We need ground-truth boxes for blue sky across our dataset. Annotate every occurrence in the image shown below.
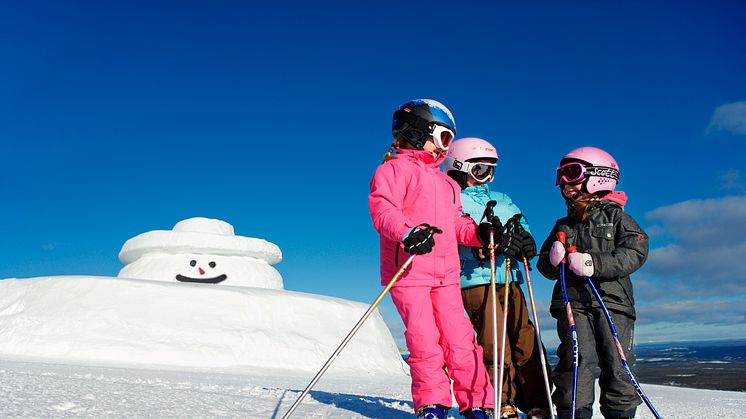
[1,1,745,346]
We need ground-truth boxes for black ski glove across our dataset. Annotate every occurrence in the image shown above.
[499,217,523,260]
[402,224,443,255]
[514,222,537,259]
[476,216,503,246]
[474,216,504,263]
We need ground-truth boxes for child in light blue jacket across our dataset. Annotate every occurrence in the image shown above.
[444,138,551,419]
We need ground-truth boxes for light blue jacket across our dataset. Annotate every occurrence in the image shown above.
[458,185,531,288]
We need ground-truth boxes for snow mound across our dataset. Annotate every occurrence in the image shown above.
[0,276,407,377]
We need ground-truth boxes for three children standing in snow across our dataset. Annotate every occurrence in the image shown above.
[369,99,648,419]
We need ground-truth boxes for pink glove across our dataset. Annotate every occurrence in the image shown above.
[549,241,566,267]
[568,252,594,277]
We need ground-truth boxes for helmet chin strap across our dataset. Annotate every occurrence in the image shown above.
[407,133,427,150]
[393,109,436,150]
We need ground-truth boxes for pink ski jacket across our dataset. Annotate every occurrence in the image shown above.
[369,148,481,287]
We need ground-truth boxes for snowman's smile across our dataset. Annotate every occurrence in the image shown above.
[176,259,227,284]
[175,274,228,284]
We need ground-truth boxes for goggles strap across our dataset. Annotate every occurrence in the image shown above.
[393,110,432,133]
[585,166,619,181]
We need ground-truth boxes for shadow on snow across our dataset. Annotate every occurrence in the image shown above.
[274,389,416,418]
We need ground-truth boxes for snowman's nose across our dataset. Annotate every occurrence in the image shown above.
[198,267,205,275]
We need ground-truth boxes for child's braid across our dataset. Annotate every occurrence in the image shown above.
[382,140,400,163]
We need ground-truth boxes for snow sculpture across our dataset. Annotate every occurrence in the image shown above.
[118,217,283,289]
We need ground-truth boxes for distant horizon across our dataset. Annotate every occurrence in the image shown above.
[395,336,746,356]
[634,337,746,346]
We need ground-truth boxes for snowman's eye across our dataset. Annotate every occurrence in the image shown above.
[190,260,197,267]
[209,261,216,268]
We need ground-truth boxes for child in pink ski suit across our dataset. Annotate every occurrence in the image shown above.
[369,99,495,419]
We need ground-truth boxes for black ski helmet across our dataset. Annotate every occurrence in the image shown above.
[392,99,457,150]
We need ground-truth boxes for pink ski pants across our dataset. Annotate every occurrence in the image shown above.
[390,283,495,411]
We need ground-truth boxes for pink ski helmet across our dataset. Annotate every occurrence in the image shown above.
[443,137,499,183]
[556,146,620,193]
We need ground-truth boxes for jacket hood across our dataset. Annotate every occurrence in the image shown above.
[463,184,491,196]
[394,147,446,167]
[603,191,628,207]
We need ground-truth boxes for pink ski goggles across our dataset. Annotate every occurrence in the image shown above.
[555,162,619,186]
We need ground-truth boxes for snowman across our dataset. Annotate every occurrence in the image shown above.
[118,217,283,289]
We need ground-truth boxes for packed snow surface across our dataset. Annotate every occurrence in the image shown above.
[1,357,744,418]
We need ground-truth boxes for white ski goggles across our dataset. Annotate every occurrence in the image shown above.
[430,124,455,151]
[466,161,496,182]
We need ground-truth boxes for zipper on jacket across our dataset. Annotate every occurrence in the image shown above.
[394,243,399,266]
[449,183,456,204]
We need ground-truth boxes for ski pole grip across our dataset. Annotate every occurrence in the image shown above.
[557,231,568,263]
[561,245,577,264]
[556,231,566,245]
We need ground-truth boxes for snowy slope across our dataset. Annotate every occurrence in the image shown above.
[0,276,407,376]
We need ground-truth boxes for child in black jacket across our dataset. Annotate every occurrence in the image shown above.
[537,146,649,419]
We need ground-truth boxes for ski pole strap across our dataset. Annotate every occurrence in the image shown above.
[417,223,443,235]
[403,223,443,242]
[481,200,497,223]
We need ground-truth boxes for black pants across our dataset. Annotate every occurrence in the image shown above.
[552,307,640,419]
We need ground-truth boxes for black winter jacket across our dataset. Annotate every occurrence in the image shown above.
[537,200,648,319]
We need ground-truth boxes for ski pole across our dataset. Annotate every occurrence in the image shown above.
[495,215,523,411]
[521,256,555,419]
[496,255,511,412]
[509,213,554,418]
[282,253,417,419]
[557,231,578,419]
[481,200,500,416]
[488,230,499,417]
[584,277,662,419]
